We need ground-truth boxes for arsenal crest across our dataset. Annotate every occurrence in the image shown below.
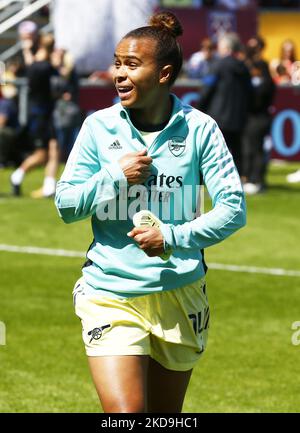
[168,136,186,157]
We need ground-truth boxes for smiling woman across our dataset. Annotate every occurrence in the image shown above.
[55,10,246,413]
[113,12,183,123]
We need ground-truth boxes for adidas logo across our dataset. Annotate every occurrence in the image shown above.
[109,140,122,149]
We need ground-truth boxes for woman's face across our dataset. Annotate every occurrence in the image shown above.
[282,41,294,59]
[113,36,165,109]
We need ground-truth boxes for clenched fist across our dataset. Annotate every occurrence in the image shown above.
[127,226,165,257]
[119,148,152,185]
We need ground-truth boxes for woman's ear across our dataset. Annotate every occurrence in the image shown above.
[159,65,173,84]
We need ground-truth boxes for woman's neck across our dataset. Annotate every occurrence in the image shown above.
[129,94,173,129]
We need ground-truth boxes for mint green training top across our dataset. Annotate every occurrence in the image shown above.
[55,94,246,298]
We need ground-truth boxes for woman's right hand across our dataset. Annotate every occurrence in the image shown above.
[119,148,152,185]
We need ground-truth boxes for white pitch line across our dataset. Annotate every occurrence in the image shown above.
[0,244,85,258]
[208,263,300,277]
[0,244,299,278]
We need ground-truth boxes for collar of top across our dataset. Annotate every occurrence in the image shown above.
[119,94,185,131]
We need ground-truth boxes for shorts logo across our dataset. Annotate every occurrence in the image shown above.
[168,136,186,157]
[88,324,111,343]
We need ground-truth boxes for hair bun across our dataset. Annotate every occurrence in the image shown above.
[149,11,183,38]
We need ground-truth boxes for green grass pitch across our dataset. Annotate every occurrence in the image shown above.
[0,161,299,412]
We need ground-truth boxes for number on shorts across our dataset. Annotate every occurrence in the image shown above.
[189,307,210,335]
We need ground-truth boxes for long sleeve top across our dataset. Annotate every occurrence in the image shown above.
[55,94,246,298]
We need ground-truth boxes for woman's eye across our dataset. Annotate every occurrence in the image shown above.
[129,63,137,68]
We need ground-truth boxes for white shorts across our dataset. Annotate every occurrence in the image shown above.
[73,277,210,371]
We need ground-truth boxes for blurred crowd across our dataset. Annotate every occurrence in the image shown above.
[185,36,300,86]
[183,33,300,192]
[0,20,82,198]
[1,17,300,197]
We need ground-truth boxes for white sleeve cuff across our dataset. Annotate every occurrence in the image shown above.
[160,223,175,250]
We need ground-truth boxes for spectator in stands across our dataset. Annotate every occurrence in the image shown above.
[185,37,217,81]
[274,63,291,85]
[51,48,81,161]
[0,66,19,167]
[242,60,275,194]
[18,20,39,47]
[198,32,252,174]
[51,48,79,101]
[16,20,40,76]
[270,39,297,83]
[29,46,82,195]
[244,35,273,88]
[52,89,82,162]
[244,35,266,64]
[10,34,58,197]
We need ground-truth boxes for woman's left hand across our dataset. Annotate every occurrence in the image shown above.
[127,227,165,257]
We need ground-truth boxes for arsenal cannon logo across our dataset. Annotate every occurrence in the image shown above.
[168,136,186,157]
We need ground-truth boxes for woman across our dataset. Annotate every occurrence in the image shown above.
[10,34,58,197]
[185,37,217,80]
[270,39,297,83]
[55,11,246,413]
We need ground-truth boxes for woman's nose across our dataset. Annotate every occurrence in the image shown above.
[115,65,127,80]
